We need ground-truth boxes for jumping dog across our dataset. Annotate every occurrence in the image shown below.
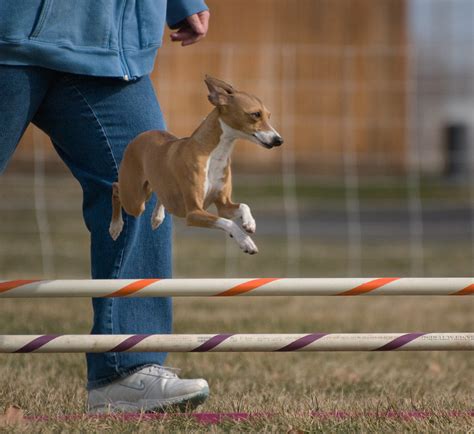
[109,75,283,254]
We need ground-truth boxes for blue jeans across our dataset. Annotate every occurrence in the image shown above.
[0,65,173,389]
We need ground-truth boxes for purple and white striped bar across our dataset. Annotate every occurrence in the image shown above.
[1,333,472,353]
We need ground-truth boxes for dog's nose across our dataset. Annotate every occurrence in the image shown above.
[272,136,284,147]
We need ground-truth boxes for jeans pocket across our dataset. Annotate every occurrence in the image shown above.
[29,0,115,49]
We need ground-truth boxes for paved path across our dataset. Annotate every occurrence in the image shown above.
[175,206,473,240]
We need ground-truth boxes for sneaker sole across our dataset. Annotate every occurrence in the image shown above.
[89,386,209,414]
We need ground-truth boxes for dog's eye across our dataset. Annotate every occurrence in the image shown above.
[250,111,262,119]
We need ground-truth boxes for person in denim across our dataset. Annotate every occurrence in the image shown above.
[0,1,210,413]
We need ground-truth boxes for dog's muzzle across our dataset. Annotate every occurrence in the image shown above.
[253,131,284,149]
[271,136,284,147]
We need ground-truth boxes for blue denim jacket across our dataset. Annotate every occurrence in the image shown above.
[0,0,207,79]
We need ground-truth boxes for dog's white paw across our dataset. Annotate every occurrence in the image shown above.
[239,204,256,234]
[151,217,164,230]
[109,220,123,241]
[151,204,165,231]
[242,217,256,234]
[237,234,258,255]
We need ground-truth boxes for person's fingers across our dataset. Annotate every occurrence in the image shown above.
[169,10,210,46]
[181,33,203,46]
[198,10,210,34]
[170,28,203,46]
[186,14,206,36]
[170,27,194,42]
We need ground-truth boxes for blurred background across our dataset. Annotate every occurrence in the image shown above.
[1,0,473,279]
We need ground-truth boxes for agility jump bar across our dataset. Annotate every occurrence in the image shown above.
[1,333,472,353]
[0,278,472,298]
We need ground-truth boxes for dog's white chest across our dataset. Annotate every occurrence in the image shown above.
[204,121,236,198]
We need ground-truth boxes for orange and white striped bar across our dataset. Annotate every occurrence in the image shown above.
[0,333,472,353]
[0,278,472,298]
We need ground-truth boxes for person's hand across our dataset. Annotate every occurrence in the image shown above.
[170,10,210,46]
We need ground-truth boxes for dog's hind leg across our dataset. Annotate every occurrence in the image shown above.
[151,199,165,230]
[109,182,124,240]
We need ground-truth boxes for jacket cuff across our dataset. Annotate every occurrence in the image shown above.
[167,0,209,29]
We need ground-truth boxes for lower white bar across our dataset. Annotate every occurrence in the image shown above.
[0,333,472,353]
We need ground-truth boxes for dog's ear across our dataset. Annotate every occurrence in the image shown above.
[204,75,234,106]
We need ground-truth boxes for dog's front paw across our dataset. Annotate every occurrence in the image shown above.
[242,218,256,234]
[239,204,256,234]
[238,235,258,255]
[109,220,124,241]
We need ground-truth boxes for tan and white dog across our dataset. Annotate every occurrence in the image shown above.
[109,75,283,254]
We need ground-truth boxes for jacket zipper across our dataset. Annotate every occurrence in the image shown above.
[118,0,131,81]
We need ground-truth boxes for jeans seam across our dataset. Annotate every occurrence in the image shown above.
[66,80,127,278]
[66,81,119,176]
[66,79,127,375]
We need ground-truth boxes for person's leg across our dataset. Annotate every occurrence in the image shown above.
[0,65,55,173]
[32,74,173,388]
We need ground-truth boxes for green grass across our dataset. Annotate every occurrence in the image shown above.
[0,173,473,431]
[232,175,472,203]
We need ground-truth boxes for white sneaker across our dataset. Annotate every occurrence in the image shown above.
[87,365,209,414]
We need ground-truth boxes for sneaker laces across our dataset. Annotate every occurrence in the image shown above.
[145,365,181,378]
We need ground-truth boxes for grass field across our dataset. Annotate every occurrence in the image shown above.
[0,173,473,431]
